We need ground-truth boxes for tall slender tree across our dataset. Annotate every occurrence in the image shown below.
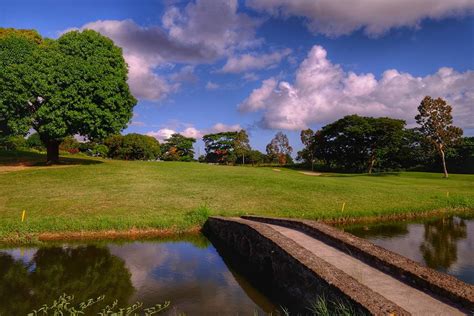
[266,132,293,165]
[415,96,462,178]
[234,129,251,164]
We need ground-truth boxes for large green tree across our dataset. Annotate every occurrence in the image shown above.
[415,96,463,178]
[202,131,239,164]
[314,115,406,173]
[105,133,160,160]
[162,133,196,161]
[0,28,136,164]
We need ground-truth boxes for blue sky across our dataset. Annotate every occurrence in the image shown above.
[2,0,473,154]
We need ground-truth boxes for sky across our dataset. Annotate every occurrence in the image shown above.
[1,0,474,154]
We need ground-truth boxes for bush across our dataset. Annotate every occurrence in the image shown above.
[25,133,45,151]
[59,136,80,154]
[0,135,26,150]
[105,133,160,160]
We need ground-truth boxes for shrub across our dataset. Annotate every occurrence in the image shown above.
[59,136,80,154]
[26,133,45,151]
[0,135,26,150]
[105,134,160,160]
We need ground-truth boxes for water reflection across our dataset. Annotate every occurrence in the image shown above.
[0,235,278,315]
[421,217,467,271]
[342,214,474,284]
[0,246,133,315]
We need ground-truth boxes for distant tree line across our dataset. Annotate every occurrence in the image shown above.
[297,97,471,176]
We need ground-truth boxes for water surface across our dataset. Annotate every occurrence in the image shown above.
[0,235,279,315]
[341,213,474,284]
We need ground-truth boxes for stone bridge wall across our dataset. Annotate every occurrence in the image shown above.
[204,216,409,315]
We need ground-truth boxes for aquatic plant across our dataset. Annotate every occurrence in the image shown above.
[28,293,170,316]
[308,294,366,316]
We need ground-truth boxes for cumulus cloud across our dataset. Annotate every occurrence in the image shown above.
[72,0,261,100]
[206,81,220,90]
[246,0,474,36]
[240,45,474,130]
[146,128,177,142]
[163,0,262,56]
[147,122,242,142]
[221,48,292,73]
[210,123,242,133]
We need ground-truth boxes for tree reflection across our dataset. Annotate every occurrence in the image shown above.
[0,245,134,315]
[420,216,467,270]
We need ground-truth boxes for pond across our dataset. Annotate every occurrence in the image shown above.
[0,235,285,315]
[340,213,474,285]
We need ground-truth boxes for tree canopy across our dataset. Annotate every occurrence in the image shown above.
[312,115,406,173]
[105,133,160,161]
[162,133,196,161]
[202,131,239,164]
[0,28,136,163]
[266,132,293,165]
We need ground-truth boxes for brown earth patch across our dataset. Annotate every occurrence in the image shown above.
[299,171,322,176]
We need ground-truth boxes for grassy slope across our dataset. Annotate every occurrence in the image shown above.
[1,150,473,241]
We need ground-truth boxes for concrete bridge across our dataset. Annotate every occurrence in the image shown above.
[204,216,474,315]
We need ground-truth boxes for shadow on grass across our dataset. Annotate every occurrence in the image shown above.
[0,150,103,167]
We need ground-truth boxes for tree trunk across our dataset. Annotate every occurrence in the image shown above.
[368,155,376,174]
[46,140,60,165]
[440,148,448,178]
[242,153,245,165]
[311,153,314,171]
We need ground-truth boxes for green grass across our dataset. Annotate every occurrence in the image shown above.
[1,150,473,242]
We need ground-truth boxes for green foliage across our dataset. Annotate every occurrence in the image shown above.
[416,96,463,177]
[445,137,474,174]
[308,294,366,316]
[26,133,45,151]
[59,136,80,154]
[202,131,239,164]
[234,130,251,164]
[0,135,26,150]
[297,129,316,169]
[0,28,137,163]
[0,246,134,315]
[161,133,196,161]
[247,150,265,165]
[185,205,211,226]
[266,132,293,165]
[27,293,170,316]
[106,134,160,160]
[313,115,406,173]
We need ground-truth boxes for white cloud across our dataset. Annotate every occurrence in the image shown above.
[206,81,220,90]
[246,0,474,36]
[147,122,242,142]
[163,0,262,56]
[221,48,291,73]
[146,128,176,142]
[71,0,261,101]
[243,72,260,81]
[210,123,242,133]
[240,45,474,130]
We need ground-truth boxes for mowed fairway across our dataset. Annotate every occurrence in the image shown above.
[1,151,473,241]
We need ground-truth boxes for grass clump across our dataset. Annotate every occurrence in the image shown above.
[184,204,212,226]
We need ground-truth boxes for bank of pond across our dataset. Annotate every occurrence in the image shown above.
[0,213,472,315]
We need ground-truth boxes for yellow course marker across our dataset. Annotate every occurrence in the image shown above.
[447,192,449,198]
[341,202,346,212]
[21,210,26,222]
